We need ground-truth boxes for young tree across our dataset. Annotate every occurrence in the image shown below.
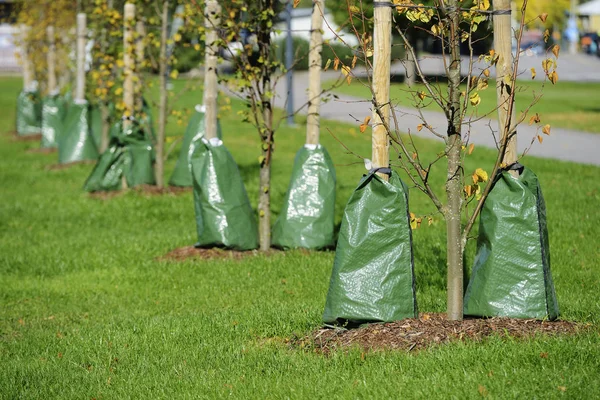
[339,0,555,320]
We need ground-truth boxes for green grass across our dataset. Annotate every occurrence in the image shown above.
[327,77,600,134]
[1,75,599,399]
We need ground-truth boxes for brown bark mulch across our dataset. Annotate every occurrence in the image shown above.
[11,132,42,142]
[46,160,95,171]
[134,184,192,196]
[158,246,286,262]
[296,313,586,354]
[26,147,56,154]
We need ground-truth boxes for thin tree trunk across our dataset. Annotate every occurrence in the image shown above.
[493,0,518,176]
[156,0,169,189]
[305,0,323,146]
[404,34,416,87]
[75,14,86,102]
[122,3,135,189]
[203,0,220,140]
[372,0,392,181]
[135,20,146,113]
[258,0,274,252]
[46,26,57,93]
[20,24,33,90]
[445,1,464,321]
[100,104,110,152]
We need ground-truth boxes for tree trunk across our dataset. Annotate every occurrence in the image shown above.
[493,0,518,176]
[156,0,169,189]
[75,14,86,102]
[445,1,464,321]
[123,3,135,123]
[46,26,57,93]
[100,104,110,153]
[404,34,416,87]
[20,25,33,90]
[305,0,324,145]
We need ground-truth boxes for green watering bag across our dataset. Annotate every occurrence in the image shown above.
[58,101,99,164]
[84,118,155,192]
[323,169,417,325]
[191,138,258,251]
[16,89,42,136]
[463,164,559,320]
[169,106,222,187]
[40,93,67,148]
[272,145,336,250]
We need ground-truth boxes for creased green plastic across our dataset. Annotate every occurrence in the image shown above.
[272,145,336,249]
[16,90,42,136]
[191,139,258,250]
[323,171,417,324]
[90,105,104,149]
[84,119,155,192]
[169,108,223,187]
[463,166,559,320]
[58,102,99,164]
[40,94,67,148]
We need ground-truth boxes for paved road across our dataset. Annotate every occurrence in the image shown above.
[273,55,600,166]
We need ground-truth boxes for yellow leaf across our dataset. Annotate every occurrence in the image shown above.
[549,70,558,85]
[542,124,551,135]
[341,65,351,76]
[552,45,560,58]
[468,143,475,155]
[539,13,548,23]
[115,87,123,96]
[349,5,360,13]
[293,0,301,8]
[359,124,367,133]
[417,124,424,132]
[194,44,200,51]
[173,33,182,42]
[324,59,331,71]
[476,79,488,91]
[417,91,426,100]
[412,152,418,160]
[170,69,179,79]
[530,68,536,79]
[333,58,340,71]
[363,116,371,125]
[473,168,488,183]
[469,92,481,107]
[537,134,543,143]
[529,113,541,125]
[464,185,473,197]
[483,68,490,77]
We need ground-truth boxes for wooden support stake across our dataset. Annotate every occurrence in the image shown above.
[135,20,146,112]
[75,13,87,102]
[20,24,33,91]
[46,26,57,94]
[203,0,221,140]
[305,0,324,146]
[123,3,135,123]
[493,0,517,174]
[372,0,392,181]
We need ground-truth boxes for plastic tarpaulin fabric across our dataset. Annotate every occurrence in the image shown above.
[463,164,559,320]
[40,94,67,148]
[191,138,258,251]
[272,145,336,249]
[169,107,223,187]
[90,105,104,150]
[16,90,42,136]
[323,170,417,325]
[84,119,155,192]
[58,102,99,164]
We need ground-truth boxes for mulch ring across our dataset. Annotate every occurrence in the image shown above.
[299,313,587,354]
[158,246,285,262]
[11,132,42,142]
[46,160,95,171]
[26,147,56,154]
[134,184,192,196]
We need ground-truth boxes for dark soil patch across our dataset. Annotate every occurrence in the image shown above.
[158,246,284,261]
[299,313,585,353]
[26,147,56,154]
[88,190,127,200]
[46,161,95,171]
[12,133,42,142]
[135,184,192,196]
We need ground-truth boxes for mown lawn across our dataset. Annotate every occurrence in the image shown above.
[1,75,599,399]
[327,77,600,134]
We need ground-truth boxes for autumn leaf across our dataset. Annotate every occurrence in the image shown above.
[542,124,551,135]
[549,70,558,84]
[464,185,473,197]
[529,113,541,125]
[468,143,475,155]
[417,124,424,132]
[539,13,548,23]
[359,123,368,133]
[473,168,488,183]
[483,68,490,77]
[530,67,536,79]
[412,152,418,160]
[537,134,543,143]
[469,92,481,107]
[324,59,331,71]
[552,44,560,58]
[293,0,300,8]
[417,91,427,100]
[333,58,340,71]
[170,69,179,79]
[341,65,351,76]
[349,5,360,13]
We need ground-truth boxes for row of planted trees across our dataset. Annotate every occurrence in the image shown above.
[12,0,560,323]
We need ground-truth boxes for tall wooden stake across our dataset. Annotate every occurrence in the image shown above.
[20,24,33,91]
[493,0,517,174]
[203,0,221,141]
[306,0,324,146]
[372,0,392,181]
[75,13,87,102]
[123,3,135,124]
[46,26,57,94]
[135,20,146,113]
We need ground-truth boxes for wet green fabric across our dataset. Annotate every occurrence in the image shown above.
[323,170,417,324]
[58,102,99,164]
[463,165,559,320]
[169,108,223,187]
[90,105,104,150]
[191,139,258,250]
[16,90,42,136]
[141,99,156,142]
[84,119,155,192]
[272,145,336,249]
[40,94,67,148]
